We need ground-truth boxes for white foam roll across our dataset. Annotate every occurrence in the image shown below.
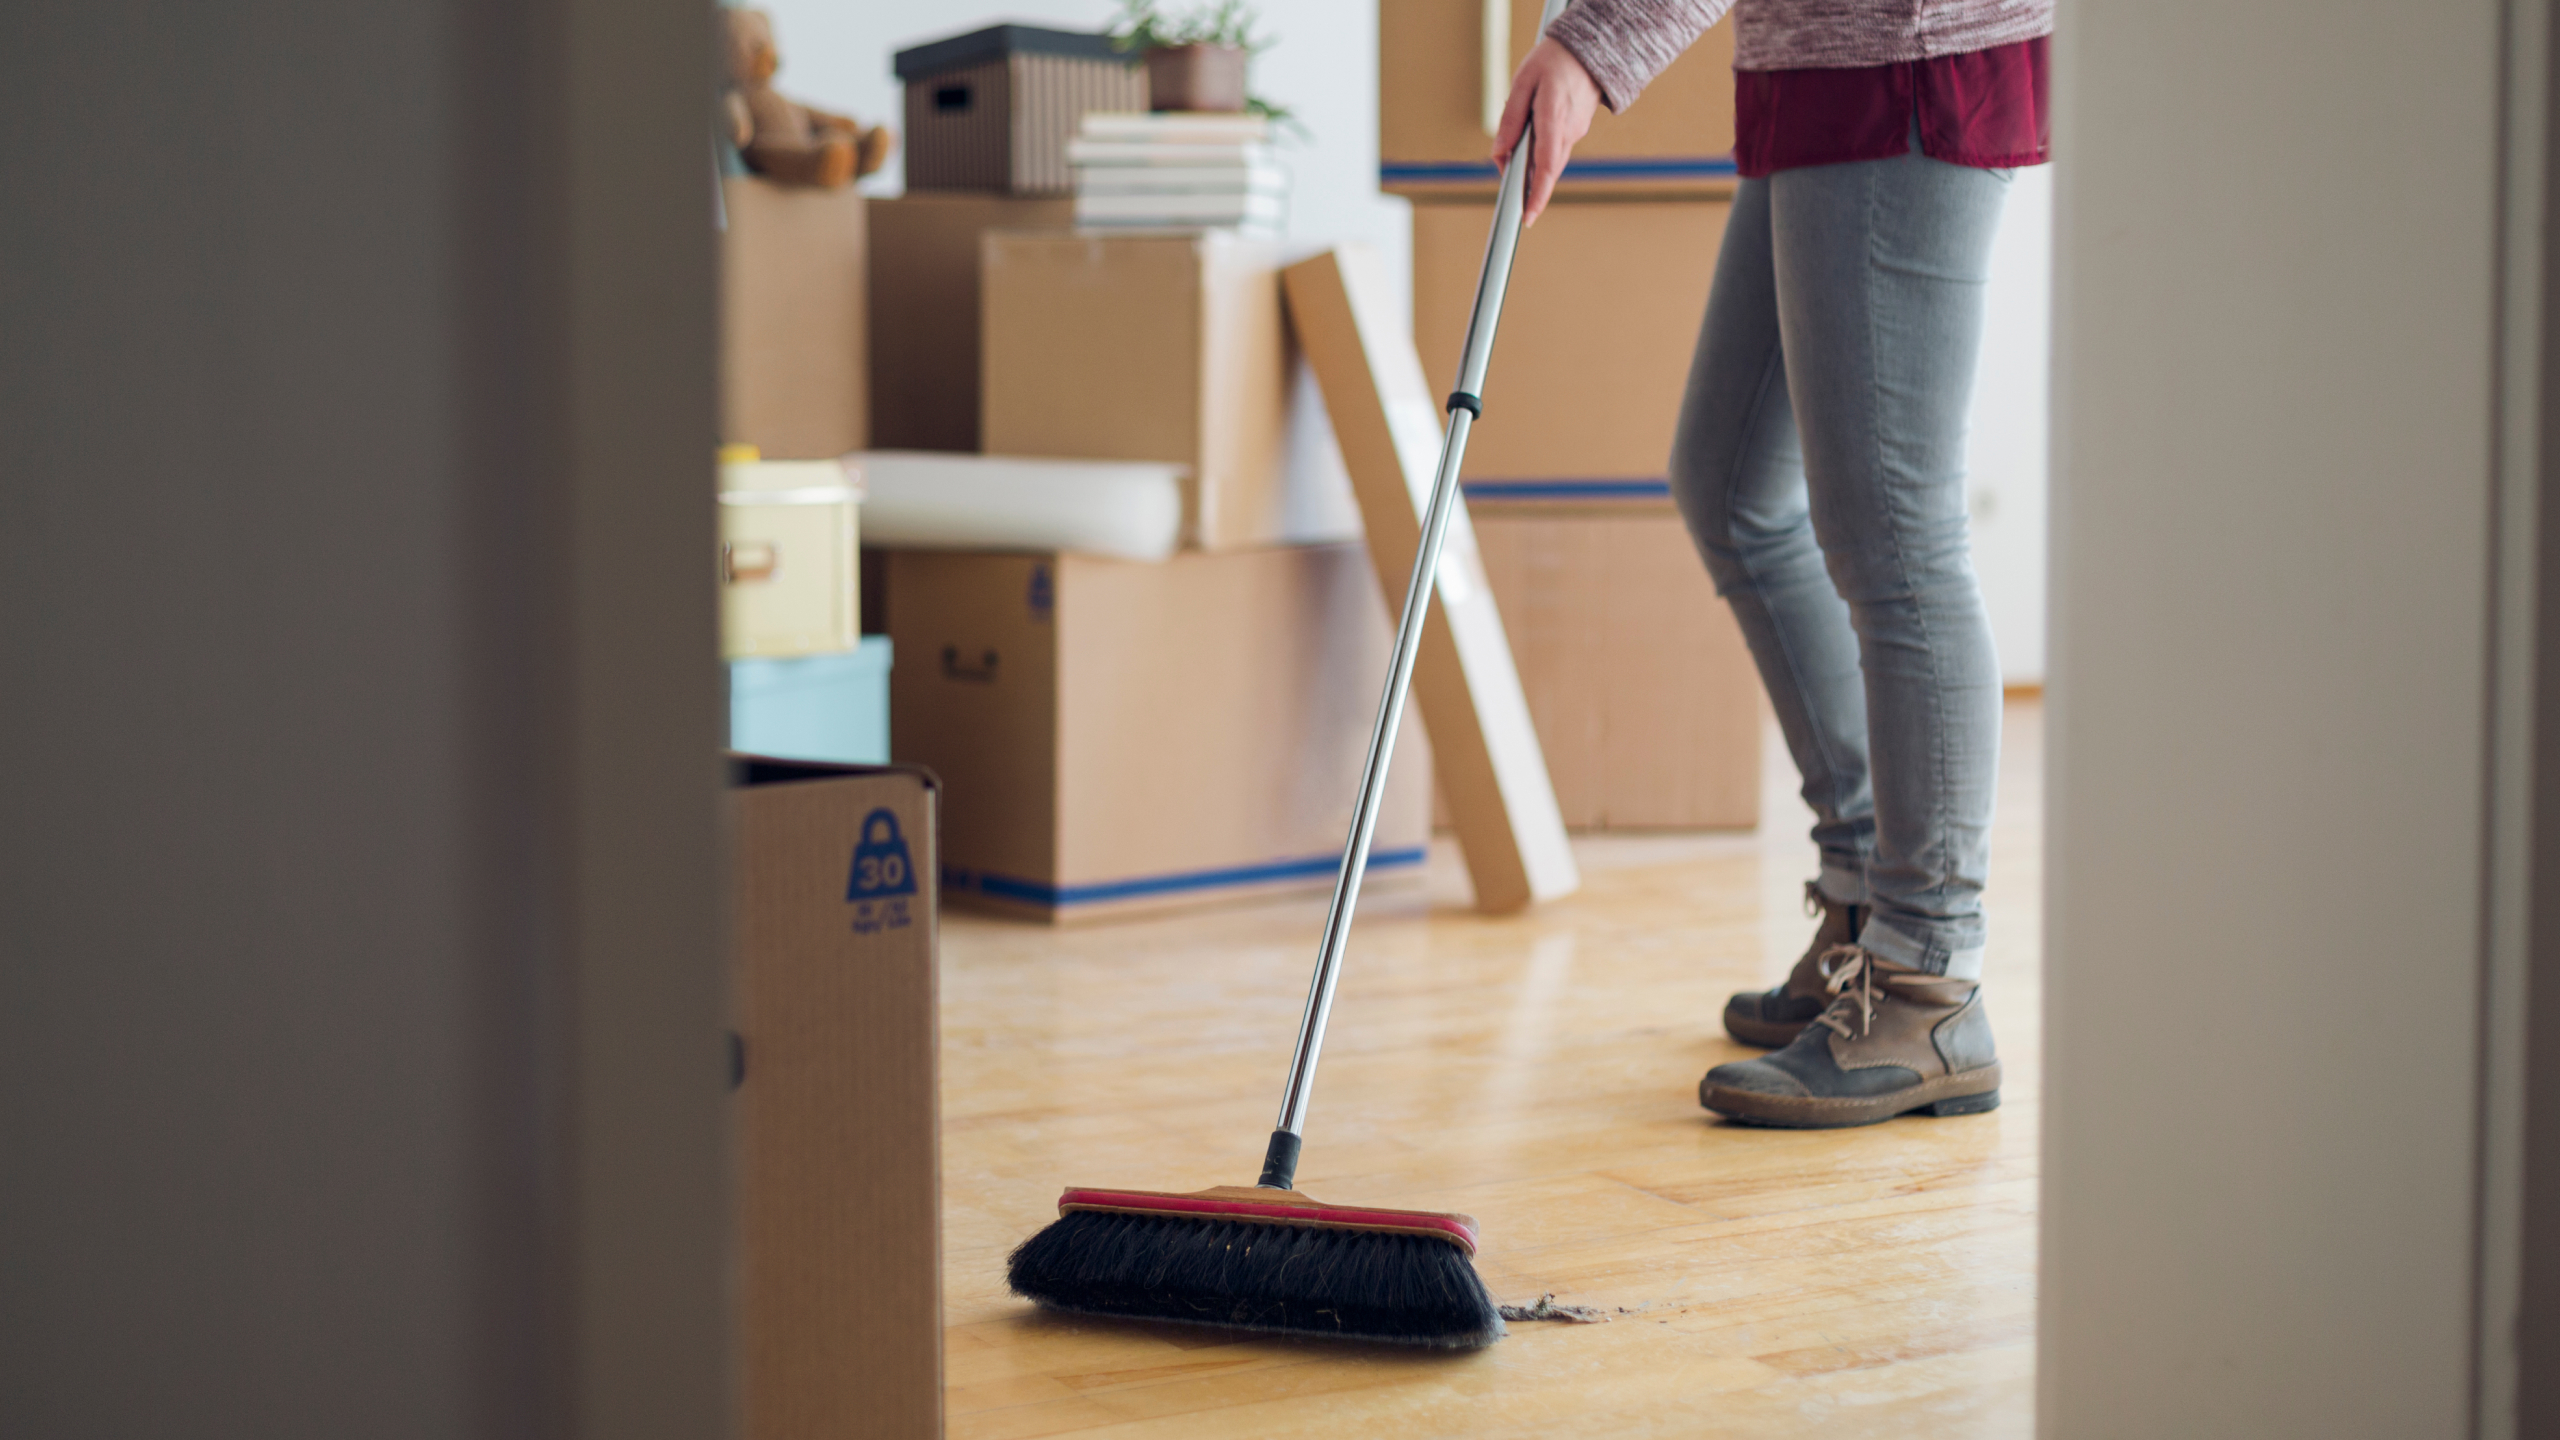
[851,451,1186,562]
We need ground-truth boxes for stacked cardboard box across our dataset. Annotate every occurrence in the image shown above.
[1379,0,1736,198]
[868,193,1074,451]
[887,544,1429,923]
[1395,14,1761,830]
[722,177,867,458]
[1389,0,1737,495]
[882,233,1420,917]
[869,34,1403,922]
[870,25,1137,451]
[981,229,1290,551]
[717,40,895,756]
[1412,198,1727,499]
[1471,512,1758,829]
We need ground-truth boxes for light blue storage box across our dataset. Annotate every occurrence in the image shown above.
[727,635,893,764]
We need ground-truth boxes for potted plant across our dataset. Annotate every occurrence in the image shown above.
[1111,0,1277,116]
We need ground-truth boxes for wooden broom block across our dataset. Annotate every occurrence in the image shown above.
[1282,246,1578,914]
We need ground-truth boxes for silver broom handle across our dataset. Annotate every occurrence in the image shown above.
[1259,0,1570,1190]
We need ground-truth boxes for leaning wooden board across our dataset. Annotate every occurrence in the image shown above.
[1281,246,1578,914]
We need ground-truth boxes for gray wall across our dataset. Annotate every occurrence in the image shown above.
[0,0,728,1435]
[2043,0,2540,1433]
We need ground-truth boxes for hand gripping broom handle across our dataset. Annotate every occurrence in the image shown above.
[1256,0,1567,1192]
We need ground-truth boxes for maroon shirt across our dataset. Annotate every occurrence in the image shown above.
[1732,35,2049,178]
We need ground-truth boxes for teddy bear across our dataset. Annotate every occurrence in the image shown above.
[722,8,893,189]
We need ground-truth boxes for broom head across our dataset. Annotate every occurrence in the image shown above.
[1006,1185,1505,1348]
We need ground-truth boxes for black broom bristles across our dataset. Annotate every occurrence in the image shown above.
[1006,1209,1506,1348]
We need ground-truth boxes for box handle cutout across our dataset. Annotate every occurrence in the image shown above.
[941,645,999,682]
[722,540,779,584]
[934,84,971,113]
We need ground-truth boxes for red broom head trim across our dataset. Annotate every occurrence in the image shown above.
[1057,1185,1480,1254]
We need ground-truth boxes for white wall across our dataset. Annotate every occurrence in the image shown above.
[2043,0,2516,1432]
[1970,164,2051,685]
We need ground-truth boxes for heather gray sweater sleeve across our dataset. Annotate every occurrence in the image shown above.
[1545,0,1732,113]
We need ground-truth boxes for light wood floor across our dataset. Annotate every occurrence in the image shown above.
[937,698,2042,1438]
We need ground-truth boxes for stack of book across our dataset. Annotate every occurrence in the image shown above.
[1067,113,1287,237]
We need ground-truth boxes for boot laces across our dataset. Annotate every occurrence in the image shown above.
[1812,945,1881,1039]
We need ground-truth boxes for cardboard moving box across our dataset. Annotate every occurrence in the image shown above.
[722,177,867,458]
[1412,197,1728,500]
[1471,510,1762,829]
[886,543,1430,922]
[868,193,1075,451]
[730,758,941,1440]
[981,229,1287,551]
[1380,1,1735,197]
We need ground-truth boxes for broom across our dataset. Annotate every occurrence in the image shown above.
[1005,0,1574,1351]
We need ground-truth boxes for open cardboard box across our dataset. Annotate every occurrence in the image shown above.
[729,757,941,1439]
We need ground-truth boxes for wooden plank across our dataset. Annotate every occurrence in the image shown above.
[1281,246,1578,913]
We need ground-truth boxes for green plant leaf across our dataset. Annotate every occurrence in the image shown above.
[1245,95,1308,143]
[1110,0,1273,54]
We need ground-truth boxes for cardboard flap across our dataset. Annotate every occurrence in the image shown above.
[727,752,941,792]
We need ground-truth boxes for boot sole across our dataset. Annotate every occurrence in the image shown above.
[1699,1063,2003,1130]
[1720,1008,1813,1049]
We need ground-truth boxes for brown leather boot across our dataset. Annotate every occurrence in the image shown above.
[1700,948,2000,1128]
[1721,883,1864,1047]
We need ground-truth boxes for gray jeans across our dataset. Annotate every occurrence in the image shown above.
[1667,145,2010,979]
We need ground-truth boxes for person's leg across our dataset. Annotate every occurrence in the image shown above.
[1668,177,1880,1047]
[1666,178,1875,910]
[1768,148,2008,979]
[1698,146,2010,1127]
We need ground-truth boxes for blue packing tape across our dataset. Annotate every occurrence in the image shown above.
[1380,155,1738,184]
[1462,478,1674,501]
[947,846,1429,909]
